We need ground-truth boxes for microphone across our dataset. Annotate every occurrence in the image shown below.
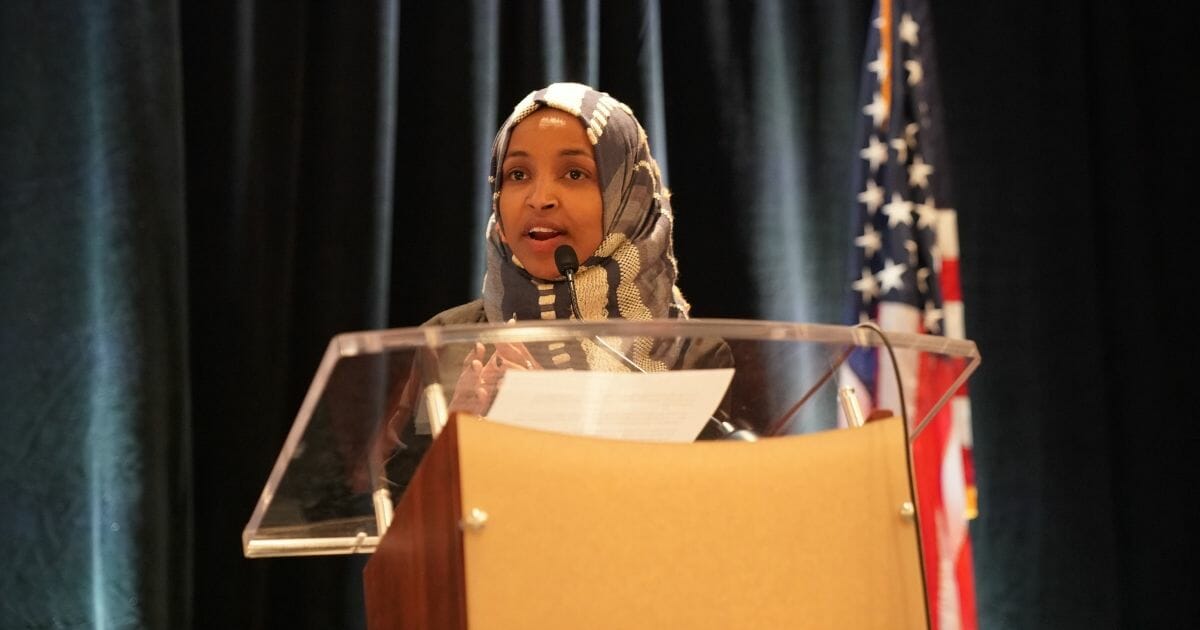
[552,245,756,442]
[554,245,584,320]
[554,244,580,276]
[556,245,633,370]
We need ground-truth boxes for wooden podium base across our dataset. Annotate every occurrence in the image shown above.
[365,414,927,629]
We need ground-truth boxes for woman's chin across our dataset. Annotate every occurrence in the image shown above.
[528,264,562,281]
[512,255,560,281]
[514,246,568,280]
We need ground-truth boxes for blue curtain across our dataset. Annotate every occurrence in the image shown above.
[1,1,190,627]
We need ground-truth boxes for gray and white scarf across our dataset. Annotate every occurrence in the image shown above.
[481,82,689,370]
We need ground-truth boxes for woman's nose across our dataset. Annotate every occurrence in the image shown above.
[526,176,558,210]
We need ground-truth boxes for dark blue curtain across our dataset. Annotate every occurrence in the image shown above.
[1,1,191,627]
[934,3,1194,627]
[1,0,1193,628]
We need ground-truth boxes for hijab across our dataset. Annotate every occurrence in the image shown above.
[483,82,689,324]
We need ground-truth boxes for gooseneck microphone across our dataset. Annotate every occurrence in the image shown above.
[553,244,580,276]
[555,245,632,369]
[552,245,756,442]
[554,245,585,320]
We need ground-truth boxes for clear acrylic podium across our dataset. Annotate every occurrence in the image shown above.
[243,319,979,629]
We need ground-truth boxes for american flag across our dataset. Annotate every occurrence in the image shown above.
[841,1,978,628]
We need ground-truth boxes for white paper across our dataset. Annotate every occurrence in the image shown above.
[484,368,735,442]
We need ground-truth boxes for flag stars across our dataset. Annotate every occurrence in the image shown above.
[884,193,914,227]
[863,92,888,129]
[859,179,885,215]
[891,137,909,163]
[899,13,920,46]
[923,302,943,334]
[917,267,932,294]
[904,123,920,149]
[905,59,924,86]
[909,154,934,188]
[860,135,888,173]
[855,223,882,259]
[853,11,960,336]
[915,196,938,229]
[877,258,908,294]
[853,266,880,301]
[868,47,890,85]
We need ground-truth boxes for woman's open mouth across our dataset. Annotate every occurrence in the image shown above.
[527,227,564,241]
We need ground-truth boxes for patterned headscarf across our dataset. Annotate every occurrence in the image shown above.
[481,83,689,370]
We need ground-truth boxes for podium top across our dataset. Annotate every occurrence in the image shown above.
[243,318,979,558]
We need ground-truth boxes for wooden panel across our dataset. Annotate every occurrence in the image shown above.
[363,415,468,630]
[454,416,926,630]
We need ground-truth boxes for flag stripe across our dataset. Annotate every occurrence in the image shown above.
[940,259,961,302]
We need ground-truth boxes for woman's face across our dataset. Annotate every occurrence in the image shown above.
[498,107,604,280]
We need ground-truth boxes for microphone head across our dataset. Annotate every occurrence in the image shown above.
[554,245,580,276]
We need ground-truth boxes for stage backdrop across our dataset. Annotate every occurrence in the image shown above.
[0,1,1192,628]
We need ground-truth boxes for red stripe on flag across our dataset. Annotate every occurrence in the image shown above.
[914,353,972,630]
[956,538,979,630]
[940,259,961,301]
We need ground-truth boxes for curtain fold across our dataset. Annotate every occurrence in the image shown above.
[180,2,402,628]
[0,1,191,627]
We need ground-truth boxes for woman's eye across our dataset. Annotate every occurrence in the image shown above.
[566,169,586,180]
[507,169,527,181]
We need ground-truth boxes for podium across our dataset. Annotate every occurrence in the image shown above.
[242,319,980,628]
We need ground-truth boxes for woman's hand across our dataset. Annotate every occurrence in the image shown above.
[447,342,541,416]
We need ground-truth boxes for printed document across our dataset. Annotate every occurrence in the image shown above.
[485,368,735,442]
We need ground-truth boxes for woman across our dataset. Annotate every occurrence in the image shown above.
[429,82,729,414]
[370,84,734,501]
[432,81,688,324]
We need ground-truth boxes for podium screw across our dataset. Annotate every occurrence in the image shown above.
[899,502,915,521]
[461,507,489,531]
